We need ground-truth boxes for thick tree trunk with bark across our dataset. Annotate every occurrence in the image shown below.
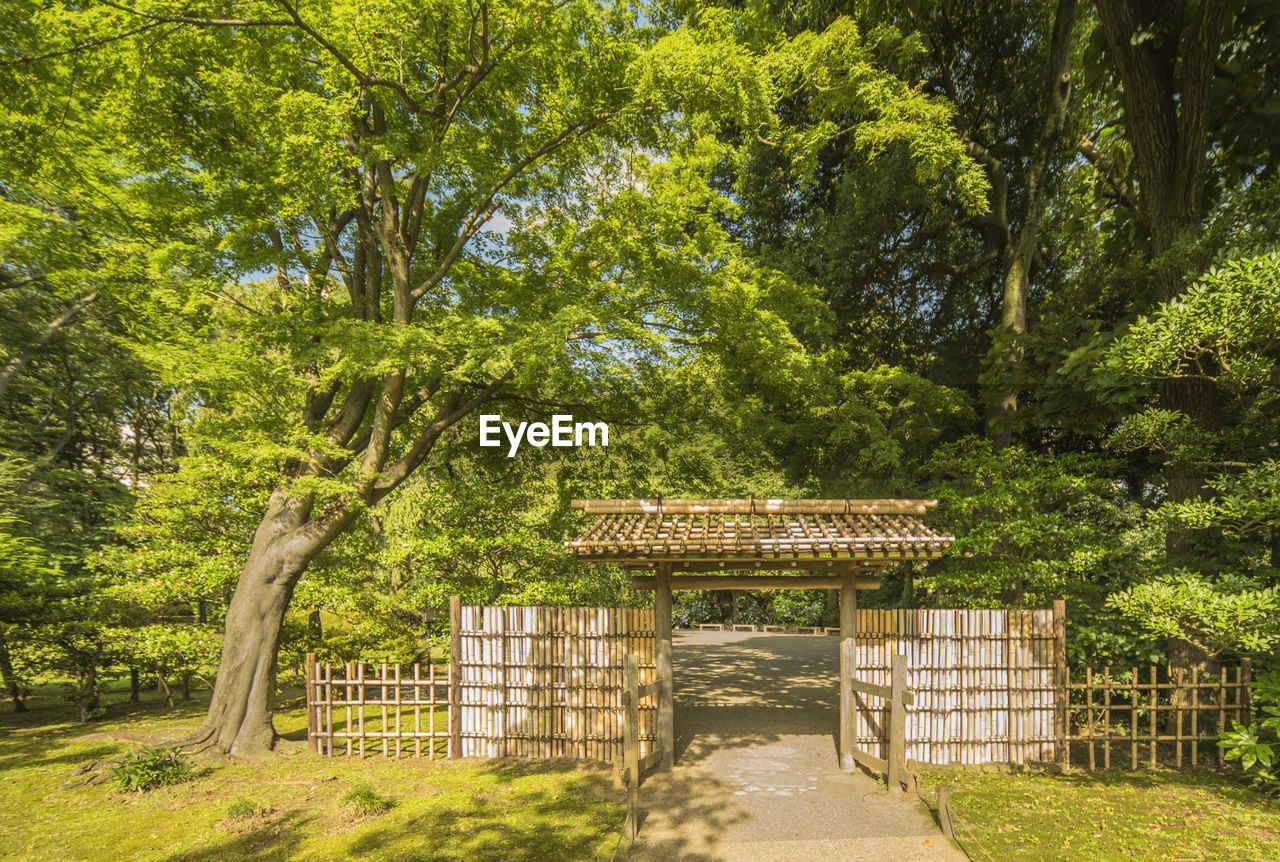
[186,498,316,755]
[1097,1,1230,697]
[0,632,25,712]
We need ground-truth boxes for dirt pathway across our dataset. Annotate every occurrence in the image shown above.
[627,630,967,861]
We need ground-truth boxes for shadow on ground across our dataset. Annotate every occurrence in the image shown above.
[673,630,840,765]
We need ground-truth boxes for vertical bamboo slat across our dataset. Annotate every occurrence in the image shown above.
[1103,666,1111,769]
[1149,665,1158,769]
[449,596,461,758]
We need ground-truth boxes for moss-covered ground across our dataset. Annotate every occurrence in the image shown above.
[919,766,1280,862]
[0,682,624,862]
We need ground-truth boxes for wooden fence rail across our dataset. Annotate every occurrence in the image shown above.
[1065,661,1253,770]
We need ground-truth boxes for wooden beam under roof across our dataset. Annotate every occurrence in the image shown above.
[612,557,910,571]
[572,498,938,516]
[631,574,883,590]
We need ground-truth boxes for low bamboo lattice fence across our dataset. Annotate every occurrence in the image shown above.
[306,656,451,757]
[1065,661,1253,770]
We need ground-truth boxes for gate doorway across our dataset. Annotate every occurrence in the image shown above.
[567,498,1068,771]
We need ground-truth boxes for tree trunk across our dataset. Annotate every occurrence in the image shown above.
[185,502,315,756]
[77,661,98,723]
[1096,0,1228,530]
[130,667,140,703]
[157,673,173,708]
[986,0,1076,447]
[0,632,25,713]
[1166,637,1217,733]
[899,563,915,609]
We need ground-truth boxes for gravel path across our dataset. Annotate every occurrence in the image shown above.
[627,630,967,861]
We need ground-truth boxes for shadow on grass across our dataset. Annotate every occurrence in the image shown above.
[0,690,212,773]
[0,742,126,773]
[161,810,317,862]
[339,761,627,862]
[1051,764,1262,801]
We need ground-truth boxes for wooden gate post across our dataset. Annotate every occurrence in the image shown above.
[839,568,858,771]
[888,653,907,791]
[305,652,318,754]
[624,654,640,843]
[449,595,462,758]
[656,563,675,769]
[1053,598,1067,770]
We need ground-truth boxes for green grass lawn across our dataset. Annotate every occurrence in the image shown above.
[0,682,625,862]
[919,767,1280,862]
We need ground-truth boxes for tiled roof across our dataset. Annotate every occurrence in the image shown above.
[565,499,953,561]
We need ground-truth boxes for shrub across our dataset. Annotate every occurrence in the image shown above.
[225,799,263,820]
[110,746,195,793]
[672,592,716,628]
[1220,670,1280,795]
[341,783,393,817]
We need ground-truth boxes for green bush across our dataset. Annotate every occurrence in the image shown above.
[1220,670,1280,795]
[109,746,195,793]
[772,590,825,627]
[672,592,716,628]
[341,783,393,817]
[225,799,263,819]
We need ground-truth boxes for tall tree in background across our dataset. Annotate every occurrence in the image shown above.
[1094,0,1228,552]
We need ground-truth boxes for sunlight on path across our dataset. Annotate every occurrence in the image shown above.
[628,631,967,861]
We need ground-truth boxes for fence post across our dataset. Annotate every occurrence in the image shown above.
[305,652,318,754]
[449,595,462,758]
[1053,599,1068,771]
[1242,657,1253,724]
[839,569,858,771]
[656,564,674,769]
[936,784,956,839]
[888,652,907,792]
[624,654,640,844]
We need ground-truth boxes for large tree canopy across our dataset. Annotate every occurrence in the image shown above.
[3,0,992,752]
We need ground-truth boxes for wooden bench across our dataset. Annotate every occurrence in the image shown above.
[731,624,757,632]
[790,626,822,635]
[762,625,787,633]
[698,623,724,631]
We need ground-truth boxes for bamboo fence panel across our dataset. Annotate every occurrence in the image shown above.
[1066,660,1252,770]
[309,657,451,758]
[853,608,1058,767]
[455,604,656,761]
[308,604,656,762]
